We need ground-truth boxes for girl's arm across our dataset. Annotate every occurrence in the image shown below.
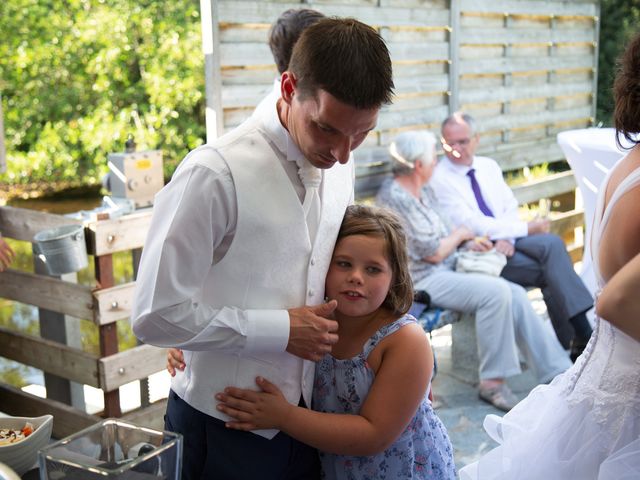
[216,323,433,456]
[596,252,640,342]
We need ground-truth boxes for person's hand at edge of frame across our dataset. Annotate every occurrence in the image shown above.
[167,348,185,377]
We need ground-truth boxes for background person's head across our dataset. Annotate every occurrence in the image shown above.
[440,112,479,166]
[328,204,413,317]
[613,31,640,147]
[389,130,438,184]
[279,18,394,169]
[268,8,325,76]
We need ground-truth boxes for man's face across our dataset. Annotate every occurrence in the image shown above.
[279,73,379,169]
[441,120,478,166]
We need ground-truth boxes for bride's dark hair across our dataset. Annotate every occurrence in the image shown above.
[613,31,640,148]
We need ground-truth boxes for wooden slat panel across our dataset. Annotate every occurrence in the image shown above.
[459,55,593,75]
[388,42,450,62]
[0,326,100,387]
[0,269,95,320]
[480,106,593,132]
[550,209,584,236]
[461,27,595,45]
[460,81,593,104]
[0,383,100,439]
[86,209,153,256]
[376,104,449,131]
[218,2,451,27]
[99,344,167,392]
[512,171,576,205]
[94,282,136,326]
[121,398,167,431]
[460,0,597,17]
[488,140,565,171]
[0,206,78,242]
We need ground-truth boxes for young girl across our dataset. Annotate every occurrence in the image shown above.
[212,204,456,479]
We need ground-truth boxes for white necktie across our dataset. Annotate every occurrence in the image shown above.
[297,160,322,245]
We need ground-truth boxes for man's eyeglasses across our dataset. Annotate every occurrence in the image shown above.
[441,137,471,148]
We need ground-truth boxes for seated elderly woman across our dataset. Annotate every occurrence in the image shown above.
[376,130,571,412]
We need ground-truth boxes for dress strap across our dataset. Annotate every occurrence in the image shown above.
[362,315,416,358]
[591,160,640,287]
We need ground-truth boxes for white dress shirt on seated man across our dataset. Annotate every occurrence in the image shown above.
[430,155,528,241]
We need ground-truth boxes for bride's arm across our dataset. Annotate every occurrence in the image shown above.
[596,252,640,342]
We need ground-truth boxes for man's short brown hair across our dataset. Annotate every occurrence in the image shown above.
[288,17,394,109]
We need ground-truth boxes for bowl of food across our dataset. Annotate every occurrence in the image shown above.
[0,415,53,475]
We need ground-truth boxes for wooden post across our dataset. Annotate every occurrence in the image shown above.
[95,245,122,417]
[200,0,223,141]
[448,0,461,114]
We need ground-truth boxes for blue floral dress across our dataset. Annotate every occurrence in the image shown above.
[313,315,456,480]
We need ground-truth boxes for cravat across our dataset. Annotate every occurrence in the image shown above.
[467,168,494,217]
[297,160,322,245]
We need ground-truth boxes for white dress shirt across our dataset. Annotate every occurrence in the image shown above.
[430,155,528,241]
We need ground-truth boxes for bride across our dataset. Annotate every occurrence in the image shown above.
[460,32,640,480]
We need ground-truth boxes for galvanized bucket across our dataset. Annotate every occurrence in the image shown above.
[33,224,88,276]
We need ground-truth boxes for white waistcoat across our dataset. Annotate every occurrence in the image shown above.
[170,118,353,437]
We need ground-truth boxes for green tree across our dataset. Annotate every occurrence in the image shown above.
[596,0,640,125]
[0,0,205,188]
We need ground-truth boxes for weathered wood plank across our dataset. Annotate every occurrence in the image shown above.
[0,269,95,320]
[459,55,594,75]
[550,209,584,237]
[376,104,449,131]
[99,344,167,392]
[512,171,576,205]
[460,0,597,17]
[121,398,167,431]
[480,106,593,133]
[489,140,565,171]
[0,326,100,387]
[461,27,595,45]
[460,81,593,105]
[94,282,136,325]
[86,209,153,256]
[218,2,451,27]
[0,383,100,439]
[0,206,78,243]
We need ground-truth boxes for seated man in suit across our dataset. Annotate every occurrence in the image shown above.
[430,112,593,361]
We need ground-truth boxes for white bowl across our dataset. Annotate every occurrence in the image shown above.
[0,415,53,475]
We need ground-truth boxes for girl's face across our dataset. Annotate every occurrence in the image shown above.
[325,234,393,318]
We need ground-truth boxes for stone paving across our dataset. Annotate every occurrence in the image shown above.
[430,290,557,475]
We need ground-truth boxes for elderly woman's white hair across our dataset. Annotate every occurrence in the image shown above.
[388,130,437,175]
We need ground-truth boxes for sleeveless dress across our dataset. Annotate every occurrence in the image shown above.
[459,160,640,480]
[313,315,456,480]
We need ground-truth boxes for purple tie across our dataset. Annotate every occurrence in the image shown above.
[467,168,494,217]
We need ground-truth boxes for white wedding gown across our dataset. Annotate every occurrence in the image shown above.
[460,161,640,480]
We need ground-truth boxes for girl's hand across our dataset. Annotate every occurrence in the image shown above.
[166,348,185,377]
[216,377,293,431]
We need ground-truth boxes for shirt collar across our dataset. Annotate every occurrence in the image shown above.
[261,98,306,165]
[442,155,475,176]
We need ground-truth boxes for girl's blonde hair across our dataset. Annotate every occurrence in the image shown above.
[336,204,414,315]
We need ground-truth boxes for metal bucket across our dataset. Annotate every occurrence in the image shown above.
[33,224,88,276]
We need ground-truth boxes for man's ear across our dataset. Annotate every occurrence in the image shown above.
[280,72,296,104]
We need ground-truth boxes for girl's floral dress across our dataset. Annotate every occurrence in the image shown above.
[313,315,456,479]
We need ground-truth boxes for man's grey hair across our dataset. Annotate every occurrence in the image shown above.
[388,130,437,176]
[441,111,477,136]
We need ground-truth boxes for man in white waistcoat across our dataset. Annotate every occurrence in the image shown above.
[132,17,394,480]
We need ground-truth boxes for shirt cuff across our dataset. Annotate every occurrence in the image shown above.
[245,309,290,353]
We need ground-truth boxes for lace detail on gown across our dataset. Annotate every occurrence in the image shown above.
[459,158,640,480]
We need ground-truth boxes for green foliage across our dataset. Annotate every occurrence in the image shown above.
[0,0,205,186]
[596,1,640,125]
